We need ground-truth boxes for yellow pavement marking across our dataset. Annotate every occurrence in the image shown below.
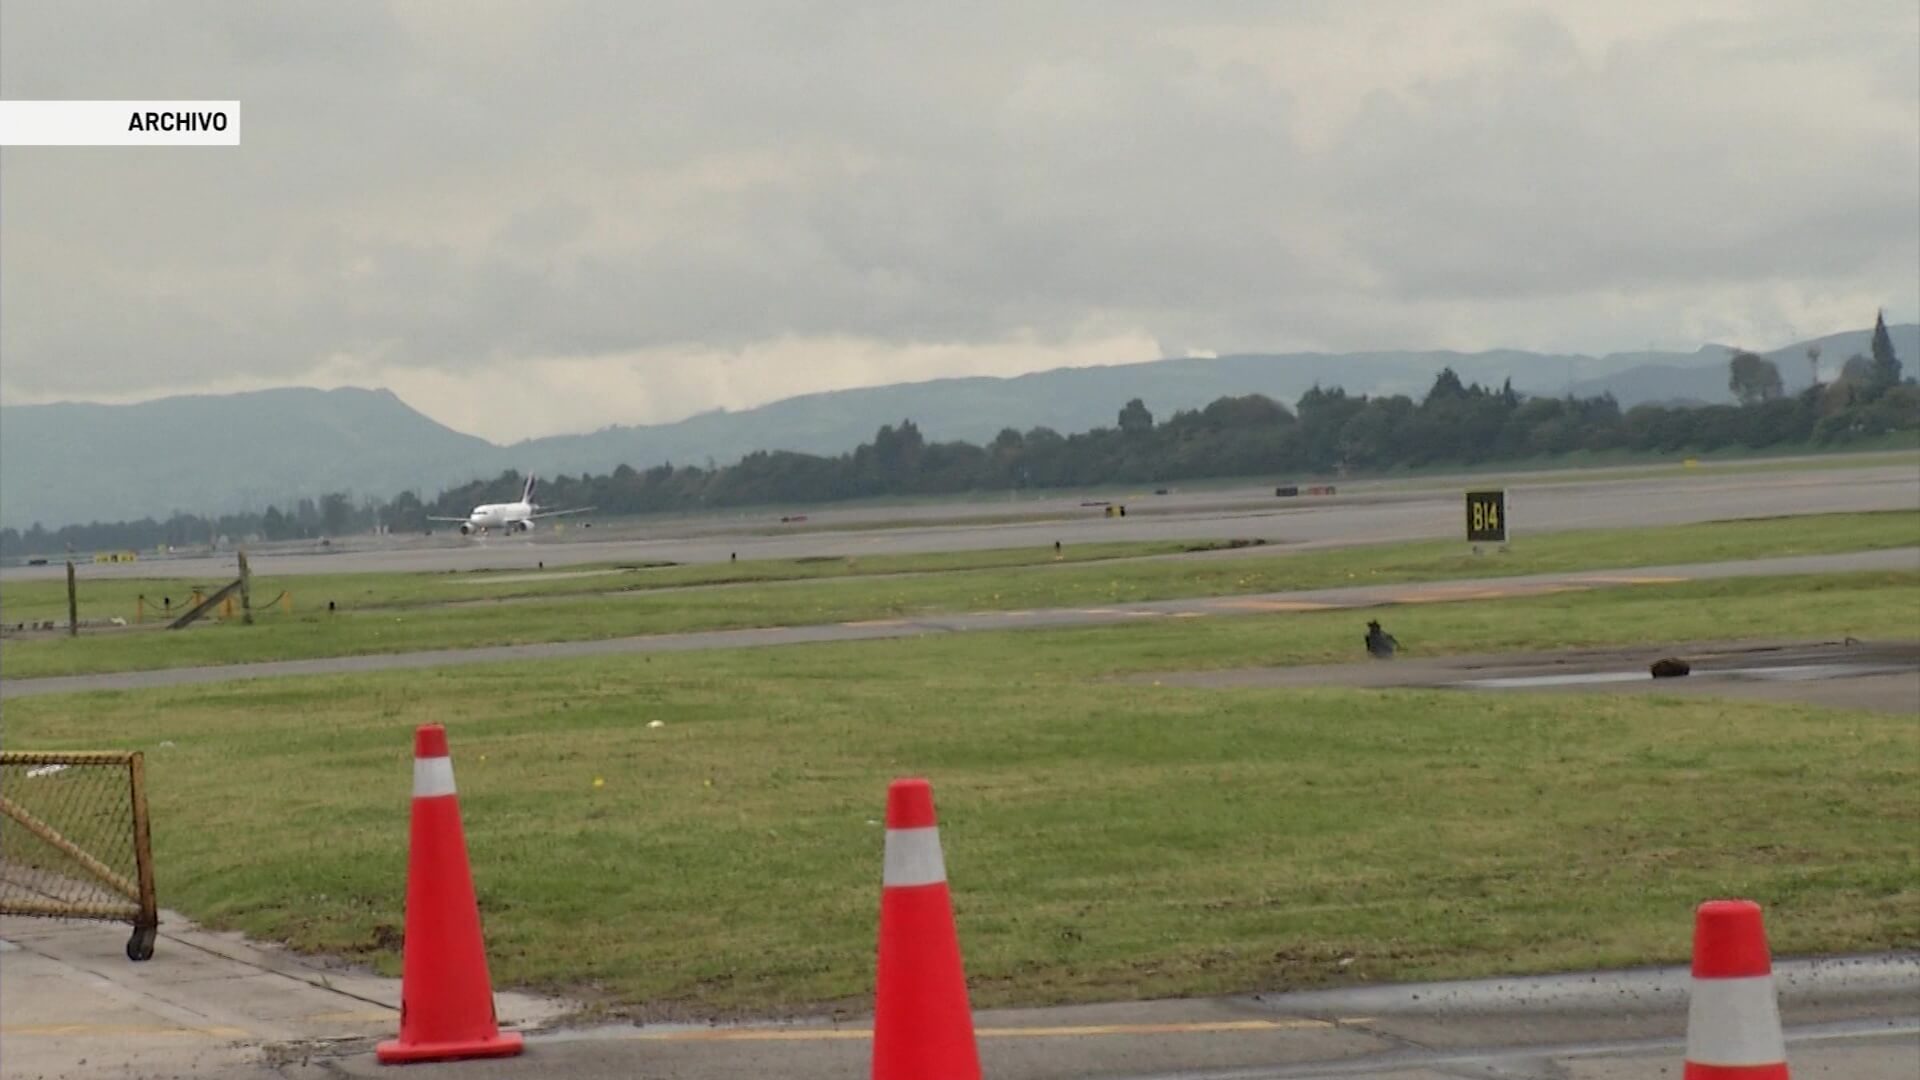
[622,1016,1368,1043]
[1215,600,1337,612]
[1171,611,1208,618]
[1,1023,251,1038]
[1388,592,1470,604]
[1391,584,1589,604]
[980,1018,1355,1038]
[303,1010,398,1024]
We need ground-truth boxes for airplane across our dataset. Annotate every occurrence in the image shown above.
[428,475,593,536]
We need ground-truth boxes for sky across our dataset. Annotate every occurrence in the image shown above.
[3,0,1916,442]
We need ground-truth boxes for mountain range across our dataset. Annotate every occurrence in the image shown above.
[3,323,1911,530]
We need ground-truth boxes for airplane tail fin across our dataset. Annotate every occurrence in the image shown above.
[521,474,537,505]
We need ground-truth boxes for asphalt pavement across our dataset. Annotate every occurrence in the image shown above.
[1140,638,1920,714]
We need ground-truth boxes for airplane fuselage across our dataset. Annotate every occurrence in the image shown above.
[431,475,591,536]
[460,501,537,534]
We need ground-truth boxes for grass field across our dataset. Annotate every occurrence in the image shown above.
[0,539,1262,624]
[2,511,1914,680]
[5,571,1915,1016]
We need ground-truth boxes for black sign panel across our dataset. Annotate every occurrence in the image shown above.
[1466,490,1507,543]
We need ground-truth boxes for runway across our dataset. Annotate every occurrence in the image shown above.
[6,547,1911,699]
[4,462,1915,582]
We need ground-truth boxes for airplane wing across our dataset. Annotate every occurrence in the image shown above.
[527,506,595,520]
[425,516,471,522]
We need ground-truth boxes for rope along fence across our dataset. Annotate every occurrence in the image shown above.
[0,751,158,960]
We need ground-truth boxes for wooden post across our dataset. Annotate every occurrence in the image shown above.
[237,550,253,625]
[127,752,159,959]
[66,561,78,637]
[136,594,146,624]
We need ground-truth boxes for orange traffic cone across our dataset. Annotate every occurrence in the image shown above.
[377,725,524,1064]
[872,778,980,1080]
[1684,899,1789,1078]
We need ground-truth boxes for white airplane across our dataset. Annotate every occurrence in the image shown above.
[428,476,593,536]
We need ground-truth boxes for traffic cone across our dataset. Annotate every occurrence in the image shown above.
[872,778,980,1080]
[1684,899,1789,1078]
[377,724,524,1064]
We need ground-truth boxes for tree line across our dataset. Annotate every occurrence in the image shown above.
[5,318,1911,558]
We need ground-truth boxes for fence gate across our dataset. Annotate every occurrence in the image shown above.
[0,751,158,960]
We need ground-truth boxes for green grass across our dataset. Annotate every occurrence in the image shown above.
[4,572,1915,1015]
[3,511,1914,680]
[0,540,1258,625]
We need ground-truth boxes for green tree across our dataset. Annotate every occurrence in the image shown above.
[1424,367,1470,406]
[384,490,427,533]
[1118,397,1154,434]
[319,492,352,537]
[1868,310,1902,395]
[1728,351,1784,405]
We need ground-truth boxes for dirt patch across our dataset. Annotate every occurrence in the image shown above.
[1133,639,1920,715]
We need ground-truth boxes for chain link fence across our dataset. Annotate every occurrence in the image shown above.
[0,751,158,960]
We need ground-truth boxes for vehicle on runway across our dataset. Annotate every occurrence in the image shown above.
[428,476,593,536]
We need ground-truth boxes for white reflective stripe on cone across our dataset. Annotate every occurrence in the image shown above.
[1687,975,1787,1067]
[883,826,946,887]
[413,756,457,799]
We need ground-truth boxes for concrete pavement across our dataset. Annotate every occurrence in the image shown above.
[0,913,566,1080]
[5,547,1915,700]
[4,908,1913,1079]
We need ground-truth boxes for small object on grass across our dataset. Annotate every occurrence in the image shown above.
[1651,658,1691,678]
[647,720,665,729]
[1364,620,1399,659]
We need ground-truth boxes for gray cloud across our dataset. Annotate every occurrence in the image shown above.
[3,1,1915,438]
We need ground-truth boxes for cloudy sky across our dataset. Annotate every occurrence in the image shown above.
[3,1,1915,441]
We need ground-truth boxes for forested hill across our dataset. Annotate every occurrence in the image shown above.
[7,330,1912,557]
[2,323,1913,533]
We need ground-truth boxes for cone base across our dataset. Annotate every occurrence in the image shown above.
[1683,1065,1788,1079]
[376,1030,524,1065]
